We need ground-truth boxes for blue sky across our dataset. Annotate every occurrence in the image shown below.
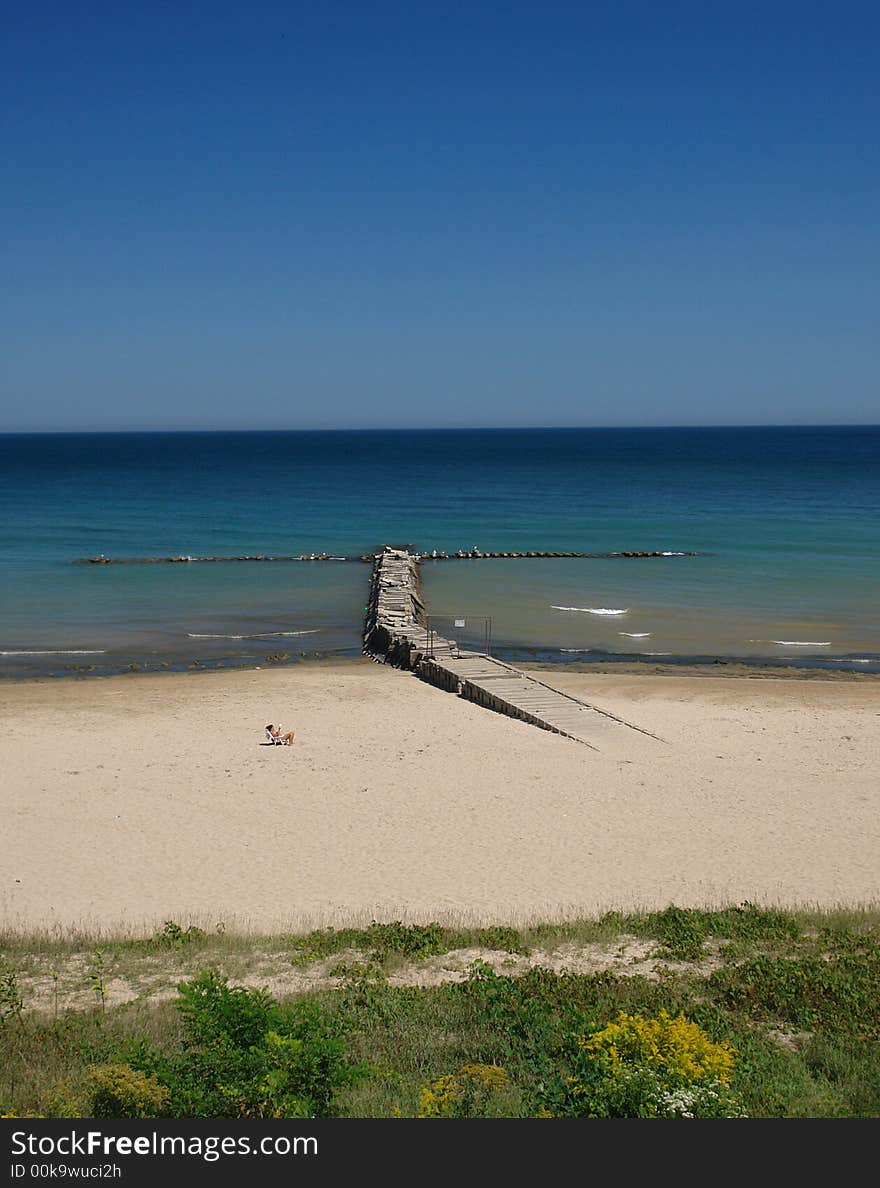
[2,1,878,430]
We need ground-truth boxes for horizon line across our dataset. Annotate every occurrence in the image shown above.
[2,422,879,436]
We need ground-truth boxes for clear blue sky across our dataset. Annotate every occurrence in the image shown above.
[2,1,878,430]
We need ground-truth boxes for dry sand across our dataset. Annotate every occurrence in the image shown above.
[1,660,878,935]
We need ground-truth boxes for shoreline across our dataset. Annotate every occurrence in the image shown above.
[3,650,880,685]
[521,659,880,682]
[3,660,878,933]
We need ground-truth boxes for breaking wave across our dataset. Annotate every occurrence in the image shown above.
[771,640,831,647]
[551,606,629,615]
[747,639,832,647]
[187,630,320,640]
[0,649,107,656]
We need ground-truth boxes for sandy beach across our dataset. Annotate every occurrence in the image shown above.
[1,660,878,935]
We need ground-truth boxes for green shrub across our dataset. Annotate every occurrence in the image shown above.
[86,1064,170,1118]
[798,1034,880,1117]
[464,961,565,1061]
[654,907,709,960]
[364,921,448,960]
[177,969,282,1049]
[292,921,449,964]
[462,926,528,955]
[710,903,801,943]
[0,965,23,1025]
[154,921,206,948]
[710,951,880,1037]
[133,971,366,1117]
[247,1019,363,1118]
[648,904,802,961]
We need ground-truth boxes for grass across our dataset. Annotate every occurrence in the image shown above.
[2,906,879,1118]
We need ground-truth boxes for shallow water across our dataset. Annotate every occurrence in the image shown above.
[1,426,878,676]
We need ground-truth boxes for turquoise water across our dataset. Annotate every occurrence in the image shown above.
[1,427,878,676]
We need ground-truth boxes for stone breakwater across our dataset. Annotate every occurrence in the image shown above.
[417,549,703,560]
[74,548,705,565]
[75,553,359,564]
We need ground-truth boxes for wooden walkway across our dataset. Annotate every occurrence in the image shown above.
[363,546,663,752]
[417,651,662,751]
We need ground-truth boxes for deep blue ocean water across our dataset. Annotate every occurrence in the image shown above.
[1,426,878,677]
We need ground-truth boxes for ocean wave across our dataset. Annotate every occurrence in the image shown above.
[660,551,688,556]
[187,634,249,640]
[0,649,107,656]
[560,648,592,653]
[619,632,651,638]
[771,640,831,647]
[551,606,629,615]
[252,630,320,638]
[187,630,320,640]
[748,639,832,647]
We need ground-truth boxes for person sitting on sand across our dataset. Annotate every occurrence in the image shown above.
[266,723,295,746]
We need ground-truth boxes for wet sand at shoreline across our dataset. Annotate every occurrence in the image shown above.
[520,659,880,681]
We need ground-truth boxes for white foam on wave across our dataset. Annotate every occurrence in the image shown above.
[619,632,651,638]
[560,648,592,653]
[660,551,687,556]
[771,640,831,647]
[551,606,629,615]
[0,649,107,656]
[187,630,320,640]
[640,652,672,656]
[252,630,320,638]
[187,634,248,640]
[748,639,832,647]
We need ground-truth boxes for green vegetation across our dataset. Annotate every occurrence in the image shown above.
[2,907,879,1118]
[289,920,527,965]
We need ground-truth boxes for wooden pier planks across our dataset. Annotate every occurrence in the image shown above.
[362,546,662,752]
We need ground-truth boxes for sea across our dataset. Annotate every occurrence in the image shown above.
[1,426,878,679]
